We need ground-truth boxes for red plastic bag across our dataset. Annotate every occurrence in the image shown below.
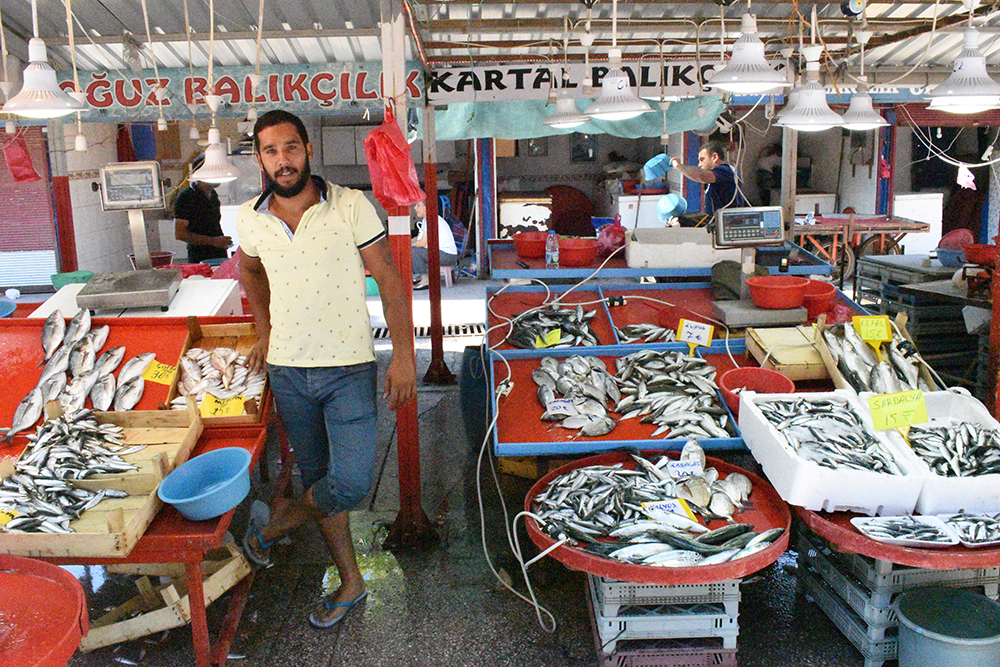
[362,109,424,210]
[3,135,40,182]
[596,220,627,255]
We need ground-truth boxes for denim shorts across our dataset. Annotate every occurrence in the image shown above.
[267,362,378,515]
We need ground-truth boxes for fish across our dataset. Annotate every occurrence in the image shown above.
[118,353,155,386]
[172,346,267,415]
[530,355,618,438]
[855,516,954,544]
[68,336,96,377]
[3,388,44,441]
[39,345,71,385]
[616,323,677,344]
[943,513,1000,544]
[41,310,65,361]
[95,346,126,377]
[90,374,116,411]
[38,372,67,403]
[88,325,110,353]
[908,419,1000,477]
[505,304,600,349]
[62,308,91,347]
[113,376,145,411]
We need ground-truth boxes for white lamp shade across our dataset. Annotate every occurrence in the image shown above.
[189,125,201,140]
[190,128,239,184]
[774,81,843,132]
[544,92,589,128]
[840,90,888,131]
[775,87,801,119]
[584,49,653,121]
[927,28,1000,114]
[708,14,790,94]
[4,39,85,119]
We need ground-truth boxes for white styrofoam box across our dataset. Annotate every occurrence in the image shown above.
[625,228,742,269]
[738,390,923,516]
[881,391,1000,515]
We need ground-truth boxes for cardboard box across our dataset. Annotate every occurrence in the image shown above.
[745,326,829,381]
[495,139,517,157]
[625,228,742,269]
[738,390,922,516]
[0,406,203,558]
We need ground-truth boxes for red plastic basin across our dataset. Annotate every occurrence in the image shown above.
[558,237,598,267]
[803,280,836,319]
[745,275,808,310]
[964,244,998,266]
[512,232,547,259]
[719,367,795,416]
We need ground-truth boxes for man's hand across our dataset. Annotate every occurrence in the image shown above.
[383,355,416,410]
[245,334,269,375]
[213,235,234,249]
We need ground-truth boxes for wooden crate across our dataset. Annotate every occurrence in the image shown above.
[0,406,203,558]
[165,317,268,426]
[745,326,828,381]
[498,455,575,479]
[80,544,251,651]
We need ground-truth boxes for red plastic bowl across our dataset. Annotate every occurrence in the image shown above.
[512,231,547,259]
[802,280,836,319]
[719,367,795,416]
[963,244,998,266]
[745,275,808,310]
[558,238,598,267]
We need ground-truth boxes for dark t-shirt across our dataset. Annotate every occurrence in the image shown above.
[175,185,225,262]
[706,164,748,214]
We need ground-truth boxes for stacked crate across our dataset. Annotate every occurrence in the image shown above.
[797,530,1000,667]
[854,256,977,391]
[587,575,741,666]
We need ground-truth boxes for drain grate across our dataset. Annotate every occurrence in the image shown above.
[373,323,485,339]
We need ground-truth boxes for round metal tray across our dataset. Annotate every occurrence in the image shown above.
[524,451,792,584]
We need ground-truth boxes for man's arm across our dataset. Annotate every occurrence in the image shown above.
[670,158,717,184]
[175,219,232,248]
[359,238,417,410]
[239,248,272,374]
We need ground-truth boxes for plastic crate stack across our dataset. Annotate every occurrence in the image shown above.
[797,530,1000,667]
[587,575,741,666]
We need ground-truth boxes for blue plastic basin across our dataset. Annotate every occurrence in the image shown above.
[158,447,252,521]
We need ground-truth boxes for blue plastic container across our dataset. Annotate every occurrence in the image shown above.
[0,299,15,318]
[895,587,1000,667]
[937,248,965,268]
[158,447,252,521]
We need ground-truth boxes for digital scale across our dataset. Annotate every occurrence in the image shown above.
[710,206,808,328]
[76,162,181,311]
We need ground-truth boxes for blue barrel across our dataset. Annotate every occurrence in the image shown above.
[459,345,491,450]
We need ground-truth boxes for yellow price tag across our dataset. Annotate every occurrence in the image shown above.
[677,318,714,356]
[0,506,19,527]
[853,316,891,344]
[142,361,177,385]
[868,390,928,431]
[534,328,562,349]
[199,394,246,418]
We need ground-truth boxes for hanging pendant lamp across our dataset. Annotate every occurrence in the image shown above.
[840,30,887,131]
[927,27,1000,114]
[708,14,790,95]
[775,45,842,132]
[5,39,84,118]
[545,90,589,128]
[583,0,651,121]
[190,96,239,184]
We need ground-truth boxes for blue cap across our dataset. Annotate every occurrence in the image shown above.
[643,154,672,181]
[656,194,687,222]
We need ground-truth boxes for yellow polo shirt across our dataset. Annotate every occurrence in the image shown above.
[236,179,386,367]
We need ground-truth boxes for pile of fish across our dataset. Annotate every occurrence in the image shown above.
[821,324,930,394]
[755,398,903,474]
[531,441,784,567]
[169,347,267,411]
[908,420,1000,477]
[854,516,955,545]
[614,350,733,440]
[505,304,600,349]
[533,355,618,437]
[942,513,1000,545]
[3,309,156,441]
[616,323,677,344]
[0,409,138,533]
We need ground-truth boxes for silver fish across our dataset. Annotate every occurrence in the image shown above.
[38,372,67,403]
[118,353,155,386]
[95,346,126,377]
[63,308,91,347]
[113,376,145,411]
[41,310,65,361]
[68,337,96,377]
[90,374,116,411]
[39,344,71,385]
[4,388,44,441]
[88,325,110,353]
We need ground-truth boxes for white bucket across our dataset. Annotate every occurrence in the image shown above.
[895,587,1000,667]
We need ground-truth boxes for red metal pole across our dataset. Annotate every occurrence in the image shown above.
[423,158,455,385]
[989,253,1000,417]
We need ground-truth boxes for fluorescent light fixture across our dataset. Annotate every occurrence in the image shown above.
[4,38,85,118]
[189,128,239,184]
[708,14,790,95]
[584,49,653,121]
[841,80,888,131]
[545,90,589,128]
[927,27,1000,114]
[775,46,842,132]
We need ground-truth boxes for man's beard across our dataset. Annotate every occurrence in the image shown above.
[268,162,312,198]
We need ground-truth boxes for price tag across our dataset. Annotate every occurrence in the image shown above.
[642,499,698,522]
[868,390,928,432]
[678,319,714,356]
[534,329,562,348]
[142,361,176,385]
[853,316,891,344]
[200,394,246,418]
[544,398,576,418]
[667,459,704,480]
[0,505,19,527]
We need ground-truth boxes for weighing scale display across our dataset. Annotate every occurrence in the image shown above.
[99,161,164,211]
[715,206,784,247]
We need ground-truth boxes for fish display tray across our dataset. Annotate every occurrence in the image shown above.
[881,391,1000,515]
[0,407,203,558]
[484,286,617,350]
[491,345,744,457]
[737,390,923,516]
[164,317,269,426]
[592,576,741,617]
[595,636,738,667]
[596,284,722,345]
[588,574,740,655]
[850,515,959,549]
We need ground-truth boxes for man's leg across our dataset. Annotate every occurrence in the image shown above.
[309,509,366,625]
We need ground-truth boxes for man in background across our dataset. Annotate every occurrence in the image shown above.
[670,140,748,215]
[174,155,232,263]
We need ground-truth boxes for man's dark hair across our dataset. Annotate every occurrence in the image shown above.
[253,110,310,152]
[701,140,727,161]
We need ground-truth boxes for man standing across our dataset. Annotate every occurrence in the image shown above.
[670,140,748,214]
[237,110,416,629]
[174,155,233,263]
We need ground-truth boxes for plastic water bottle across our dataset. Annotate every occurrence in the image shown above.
[545,230,559,267]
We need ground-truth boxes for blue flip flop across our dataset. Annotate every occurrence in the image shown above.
[242,500,273,567]
[308,591,368,629]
